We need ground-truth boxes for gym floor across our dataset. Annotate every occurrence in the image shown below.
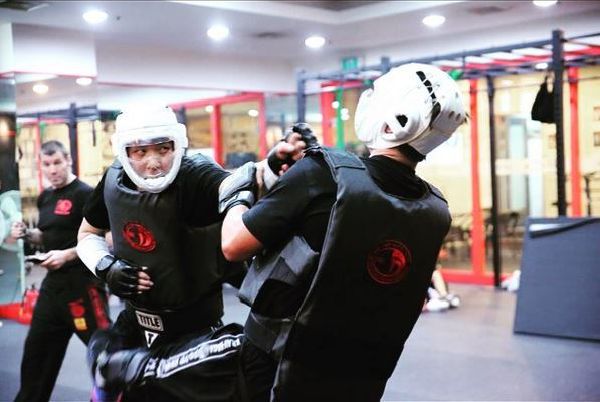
[0,283,598,401]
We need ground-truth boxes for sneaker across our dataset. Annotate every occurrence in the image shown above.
[425,297,450,312]
[446,294,461,308]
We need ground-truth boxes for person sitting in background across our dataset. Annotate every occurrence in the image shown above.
[424,259,461,312]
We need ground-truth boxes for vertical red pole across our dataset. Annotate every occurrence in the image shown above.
[568,67,582,216]
[258,93,267,159]
[469,80,485,276]
[211,104,223,166]
[35,122,43,193]
[320,90,335,147]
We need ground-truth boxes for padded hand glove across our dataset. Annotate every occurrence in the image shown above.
[95,255,142,299]
[218,161,258,214]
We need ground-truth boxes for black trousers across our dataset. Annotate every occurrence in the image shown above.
[99,325,276,402]
[15,266,110,402]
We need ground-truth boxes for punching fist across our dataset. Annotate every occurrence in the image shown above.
[95,256,149,299]
[218,161,258,214]
[267,123,319,174]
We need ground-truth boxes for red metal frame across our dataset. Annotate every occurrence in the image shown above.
[258,94,267,159]
[169,92,263,110]
[170,92,266,166]
[319,91,335,147]
[319,80,364,147]
[34,122,42,193]
[210,104,222,166]
[440,80,490,285]
[568,67,582,216]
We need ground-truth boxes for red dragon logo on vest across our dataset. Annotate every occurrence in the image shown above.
[123,222,156,252]
[366,240,412,285]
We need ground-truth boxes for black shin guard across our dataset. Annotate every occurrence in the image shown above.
[96,348,149,391]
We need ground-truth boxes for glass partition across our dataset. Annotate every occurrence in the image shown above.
[221,101,260,169]
[0,75,25,301]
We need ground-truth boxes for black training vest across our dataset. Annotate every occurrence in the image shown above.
[104,162,225,313]
[242,149,451,401]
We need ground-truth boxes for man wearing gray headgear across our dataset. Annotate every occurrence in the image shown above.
[86,63,466,402]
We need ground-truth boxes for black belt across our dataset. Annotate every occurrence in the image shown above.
[127,294,223,341]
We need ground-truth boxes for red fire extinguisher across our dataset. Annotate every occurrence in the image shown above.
[19,285,39,325]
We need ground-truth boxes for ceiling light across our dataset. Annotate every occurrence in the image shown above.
[422,15,446,28]
[205,105,214,113]
[207,25,229,41]
[83,10,108,25]
[535,62,549,70]
[248,109,259,117]
[533,1,557,7]
[305,35,326,49]
[76,77,93,86]
[32,83,48,95]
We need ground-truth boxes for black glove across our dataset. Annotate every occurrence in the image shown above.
[218,161,258,214]
[95,255,142,299]
[267,122,319,173]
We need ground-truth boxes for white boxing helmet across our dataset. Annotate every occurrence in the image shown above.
[112,105,188,193]
[355,63,465,155]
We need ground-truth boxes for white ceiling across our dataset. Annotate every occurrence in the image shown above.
[2,1,600,113]
[1,0,599,64]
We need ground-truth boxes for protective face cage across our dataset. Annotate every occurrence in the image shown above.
[355,63,466,154]
[112,106,188,193]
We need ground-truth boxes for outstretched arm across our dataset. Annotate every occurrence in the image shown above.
[221,205,263,262]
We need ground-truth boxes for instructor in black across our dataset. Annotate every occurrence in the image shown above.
[12,140,110,402]
[87,63,466,402]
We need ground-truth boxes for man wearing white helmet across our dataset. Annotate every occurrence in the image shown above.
[85,64,466,401]
[76,104,306,401]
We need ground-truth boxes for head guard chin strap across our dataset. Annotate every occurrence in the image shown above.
[112,105,188,193]
[355,63,466,155]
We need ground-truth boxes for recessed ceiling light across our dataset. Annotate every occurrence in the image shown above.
[76,77,93,86]
[33,83,49,95]
[533,0,557,7]
[248,109,259,117]
[83,10,108,25]
[205,105,214,113]
[305,35,326,49]
[207,25,229,41]
[422,15,446,28]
